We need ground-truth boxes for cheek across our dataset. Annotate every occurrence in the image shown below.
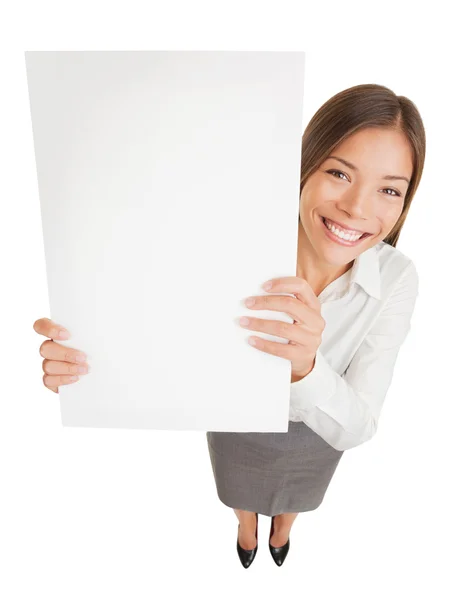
[380,202,404,226]
[304,179,340,208]
[317,177,337,196]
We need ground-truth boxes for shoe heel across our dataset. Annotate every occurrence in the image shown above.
[237,513,258,569]
[269,515,290,567]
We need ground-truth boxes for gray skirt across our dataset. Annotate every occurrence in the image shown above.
[206,420,345,517]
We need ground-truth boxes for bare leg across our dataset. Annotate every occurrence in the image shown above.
[270,512,299,547]
[233,508,258,551]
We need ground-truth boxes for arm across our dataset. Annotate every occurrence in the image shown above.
[289,261,419,451]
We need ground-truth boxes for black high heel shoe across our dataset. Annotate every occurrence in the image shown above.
[269,515,290,566]
[237,513,258,569]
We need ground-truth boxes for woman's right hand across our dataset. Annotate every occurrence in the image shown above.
[33,318,90,394]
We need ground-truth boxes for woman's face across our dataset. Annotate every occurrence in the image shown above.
[299,127,414,266]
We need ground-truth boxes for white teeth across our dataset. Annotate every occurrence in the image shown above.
[323,218,364,242]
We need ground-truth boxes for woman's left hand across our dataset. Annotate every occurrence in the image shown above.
[239,276,325,381]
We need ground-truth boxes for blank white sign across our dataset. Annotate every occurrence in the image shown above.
[25,50,305,432]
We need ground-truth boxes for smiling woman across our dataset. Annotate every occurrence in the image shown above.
[206,83,426,568]
[300,85,425,250]
[296,125,416,288]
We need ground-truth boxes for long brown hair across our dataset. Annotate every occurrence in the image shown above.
[300,84,426,247]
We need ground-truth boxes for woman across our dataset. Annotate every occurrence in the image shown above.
[33,83,425,569]
[206,83,425,568]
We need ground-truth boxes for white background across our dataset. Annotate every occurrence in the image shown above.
[1,2,448,598]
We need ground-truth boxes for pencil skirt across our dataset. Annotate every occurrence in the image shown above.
[206,420,345,517]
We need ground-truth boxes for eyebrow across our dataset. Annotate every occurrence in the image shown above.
[327,155,411,185]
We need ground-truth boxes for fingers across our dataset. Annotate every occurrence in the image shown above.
[39,339,88,364]
[263,277,321,310]
[42,359,89,376]
[239,315,320,345]
[33,317,70,341]
[34,317,89,395]
[245,293,319,327]
[244,333,298,359]
[41,356,89,393]
[42,373,80,393]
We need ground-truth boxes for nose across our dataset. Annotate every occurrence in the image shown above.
[335,187,374,221]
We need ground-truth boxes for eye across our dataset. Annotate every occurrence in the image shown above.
[382,188,402,197]
[326,169,349,181]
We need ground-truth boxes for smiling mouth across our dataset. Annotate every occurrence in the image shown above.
[320,215,374,245]
[321,216,372,238]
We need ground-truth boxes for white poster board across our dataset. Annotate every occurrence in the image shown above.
[25,50,305,432]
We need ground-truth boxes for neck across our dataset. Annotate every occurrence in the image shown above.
[296,220,354,297]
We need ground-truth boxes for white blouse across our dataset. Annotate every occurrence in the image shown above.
[289,240,419,452]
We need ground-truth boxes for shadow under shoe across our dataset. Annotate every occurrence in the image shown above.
[237,513,258,569]
[269,516,290,567]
